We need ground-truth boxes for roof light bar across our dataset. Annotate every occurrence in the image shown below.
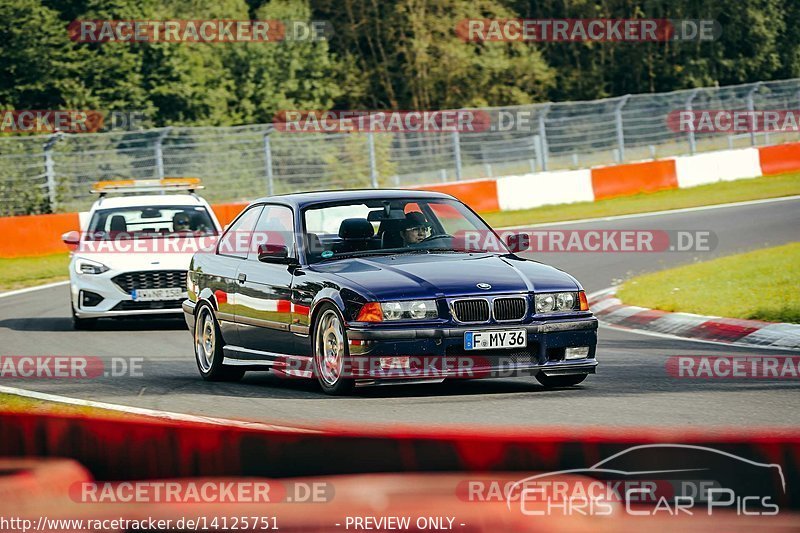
[90,177,203,196]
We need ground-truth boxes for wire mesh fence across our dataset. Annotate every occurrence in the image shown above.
[1,78,799,215]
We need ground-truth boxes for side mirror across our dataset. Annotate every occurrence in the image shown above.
[62,230,81,247]
[505,233,530,253]
[257,243,289,263]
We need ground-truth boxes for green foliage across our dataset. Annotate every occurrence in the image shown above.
[505,0,799,100]
[2,0,797,122]
[2,0,349,126]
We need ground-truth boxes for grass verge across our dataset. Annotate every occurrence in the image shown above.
[483,172,800,227]
[0,392,130,418]
[617,242,800,323]
[0,253,69,291]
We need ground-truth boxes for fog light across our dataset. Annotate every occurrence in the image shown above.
[80,290,103,307]
[565,347,589,360]
[379,356,410,369]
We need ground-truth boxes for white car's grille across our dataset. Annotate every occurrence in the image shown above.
[112,270,186,294]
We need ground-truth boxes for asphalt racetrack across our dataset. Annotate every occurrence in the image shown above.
[1,197,798,429]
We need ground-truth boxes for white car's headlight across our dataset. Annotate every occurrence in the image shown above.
[535,292,580,314]
[75,258,110,275]
[380,300,437,320]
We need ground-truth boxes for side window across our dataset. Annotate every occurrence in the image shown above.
[247,205,296,260]
[216,206,263,259]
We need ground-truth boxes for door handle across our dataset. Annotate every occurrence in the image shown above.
[237,273,247,284]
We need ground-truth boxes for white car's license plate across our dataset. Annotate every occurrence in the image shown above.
[132,288,182,301]
[465,330,526,350]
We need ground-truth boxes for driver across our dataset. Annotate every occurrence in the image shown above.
[172,212,192,232]
[401,211,432,245]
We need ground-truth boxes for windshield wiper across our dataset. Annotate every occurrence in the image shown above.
[316,250,402,262]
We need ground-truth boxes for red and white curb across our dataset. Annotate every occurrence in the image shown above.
[589,288,800,351]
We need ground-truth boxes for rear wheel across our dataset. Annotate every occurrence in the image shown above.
[536,373,587,388]
[312,305,354,395]
[194,303,245,382]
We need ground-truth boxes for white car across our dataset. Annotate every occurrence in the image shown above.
[63,179,223,329]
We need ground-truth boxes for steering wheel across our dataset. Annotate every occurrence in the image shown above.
[420,233,454,243]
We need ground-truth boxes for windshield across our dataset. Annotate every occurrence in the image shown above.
[87,205,217,238]
[302,198,508,263]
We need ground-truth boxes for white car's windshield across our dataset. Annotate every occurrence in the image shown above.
[302,198,509,263]
[87,205,217,238]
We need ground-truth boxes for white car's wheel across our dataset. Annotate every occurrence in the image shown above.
[71,305,96,330]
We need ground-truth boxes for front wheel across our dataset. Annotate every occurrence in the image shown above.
[312,305,354,395]
[536,373,587,388]
[71,306,97,330]
[194,303,245,382]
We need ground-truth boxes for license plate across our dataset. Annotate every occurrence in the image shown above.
[132,288,182,301]
[465,330,526,350]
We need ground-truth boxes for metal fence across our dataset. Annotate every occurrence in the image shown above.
[2,78,799,215]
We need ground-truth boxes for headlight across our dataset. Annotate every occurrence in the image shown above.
[75,258,110,275]
[535,292,579,314]
[380,300,437,320]
[535,294,555,313]
[556,292,575,310]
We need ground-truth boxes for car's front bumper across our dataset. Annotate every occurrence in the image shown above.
[343,317,598,381]
[70,270,186,319]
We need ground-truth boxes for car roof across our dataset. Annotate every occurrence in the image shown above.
[90,194,208,210]
[252,189,456,208]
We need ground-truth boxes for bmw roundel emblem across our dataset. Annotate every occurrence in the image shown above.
[477,283,492,290]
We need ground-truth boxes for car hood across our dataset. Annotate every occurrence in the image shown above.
[71,250,194,272]
[313,253,581,300]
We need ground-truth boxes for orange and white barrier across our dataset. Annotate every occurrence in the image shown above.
[496,170,594,211]
[0,202,247,258]
[674,148,762,188]
[449,141,799,213]
[0,142,798,258]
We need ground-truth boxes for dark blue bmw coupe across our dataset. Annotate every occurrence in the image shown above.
[183,190,598,394]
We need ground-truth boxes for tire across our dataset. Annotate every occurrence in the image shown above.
[312,304,354,395]
[71,306,97,330]
[194,303,245,382]
[536,373,587,388]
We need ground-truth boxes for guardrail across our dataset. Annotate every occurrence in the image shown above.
[1,79,799,216]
